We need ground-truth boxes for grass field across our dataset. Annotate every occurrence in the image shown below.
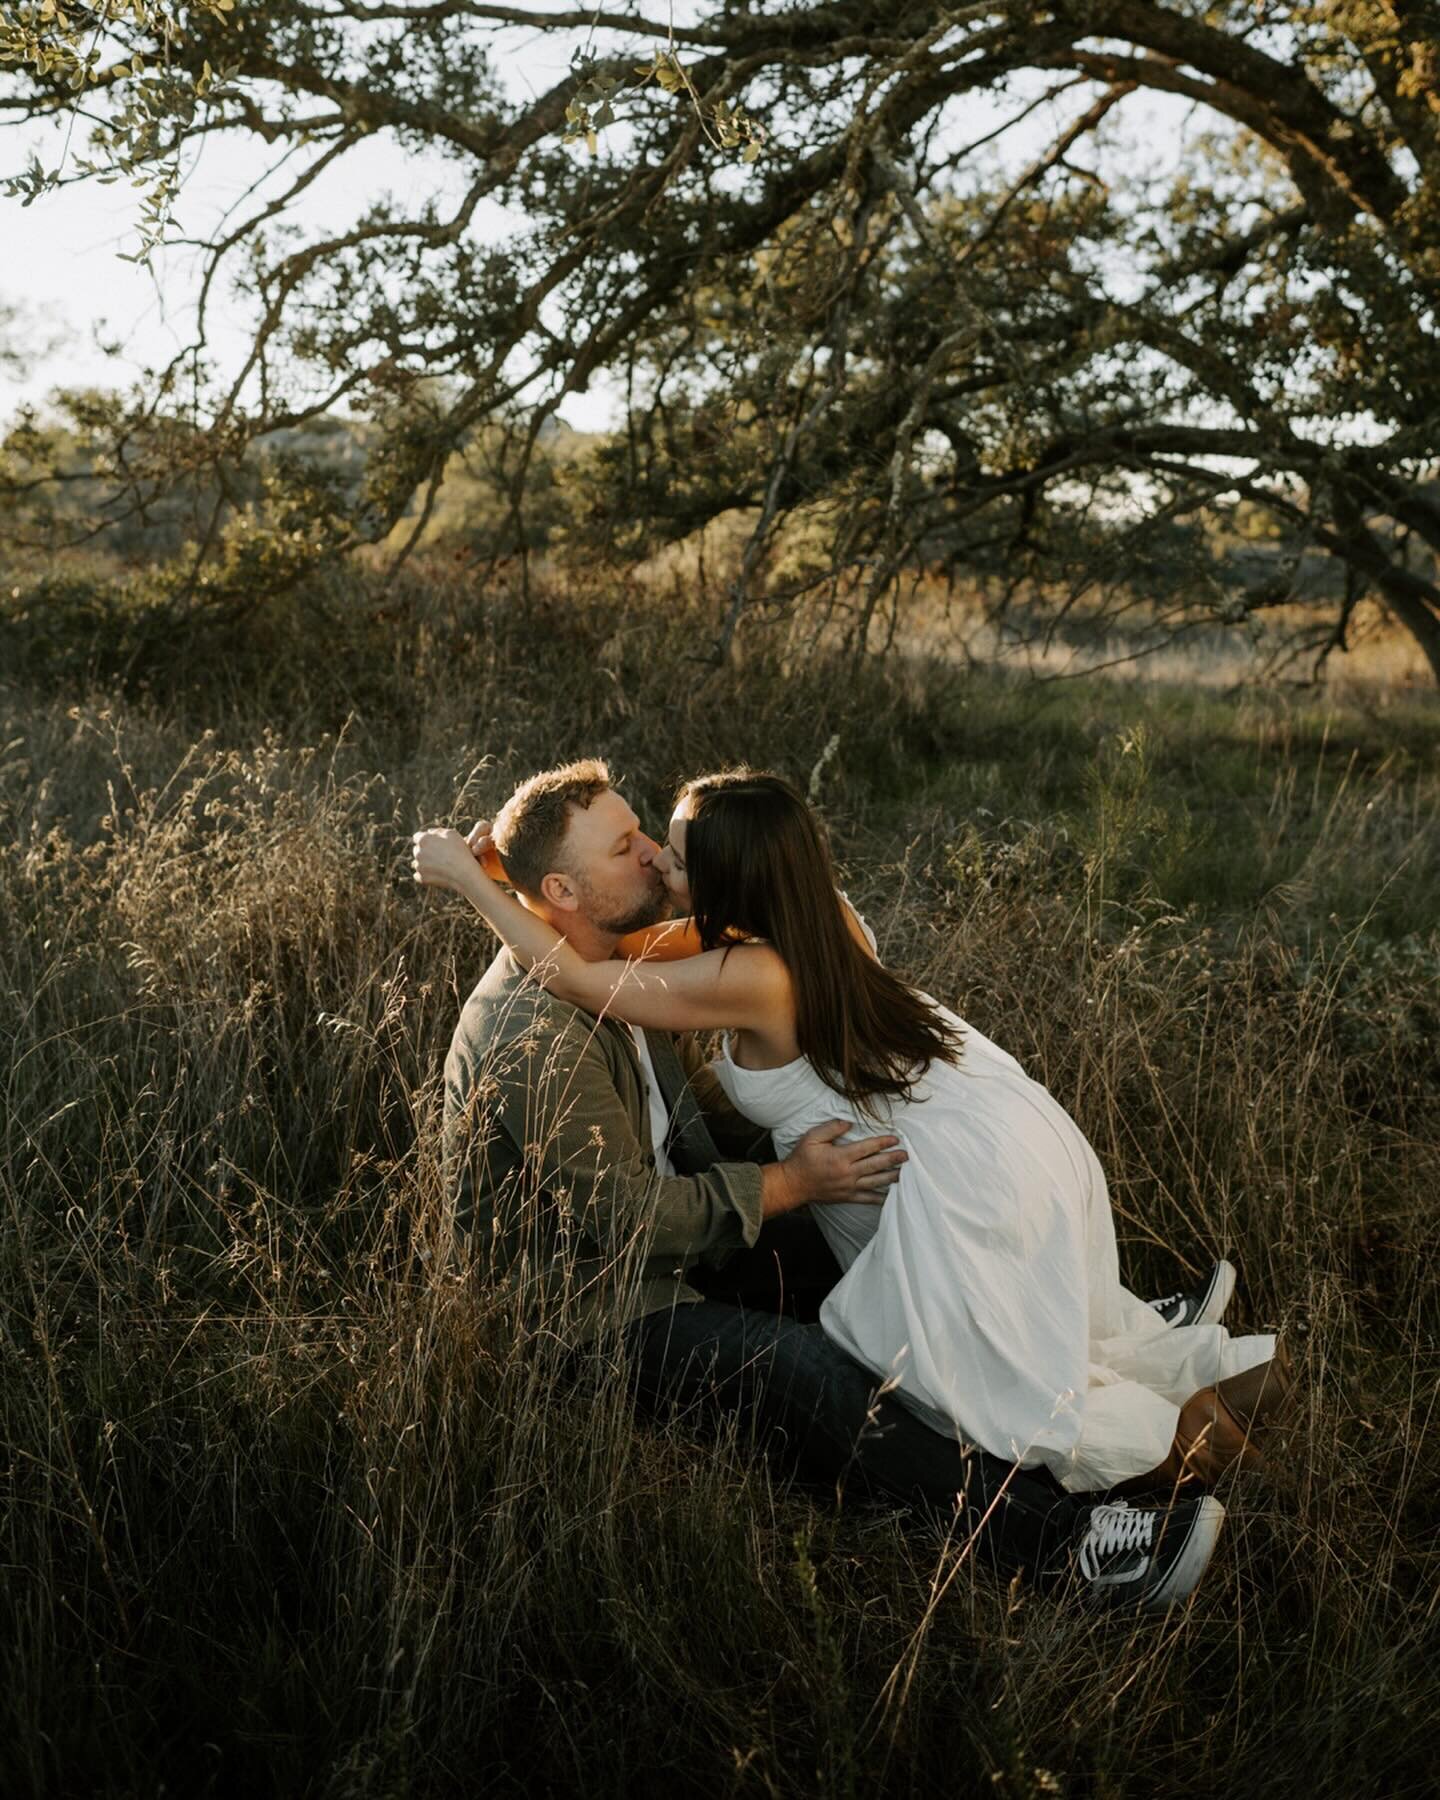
[2,563,1437,1798]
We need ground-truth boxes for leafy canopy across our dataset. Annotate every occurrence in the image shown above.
[3,2,1439,680]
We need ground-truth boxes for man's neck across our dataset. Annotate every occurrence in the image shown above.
[519,892,619,963]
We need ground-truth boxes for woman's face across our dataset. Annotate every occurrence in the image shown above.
[652,803,693,909]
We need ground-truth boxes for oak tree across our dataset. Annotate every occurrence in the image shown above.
[3,2,1438,680]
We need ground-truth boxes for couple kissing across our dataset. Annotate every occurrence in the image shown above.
[412,759,1294,1613]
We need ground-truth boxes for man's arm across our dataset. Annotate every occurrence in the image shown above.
[457,1012,902,1265]
[464,1011,761,1267]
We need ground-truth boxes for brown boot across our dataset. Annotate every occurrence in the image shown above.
[1116,1384,1265,1497]
[1172,1385,1267,1482]
[1215,1344,1295,1432]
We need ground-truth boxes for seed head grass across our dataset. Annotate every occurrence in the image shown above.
[0,563,1436,1797]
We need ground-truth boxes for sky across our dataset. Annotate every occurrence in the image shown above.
[1,10,625,429]
[0,5,1189,436]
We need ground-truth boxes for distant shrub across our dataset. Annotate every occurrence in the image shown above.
[0,571,172,682]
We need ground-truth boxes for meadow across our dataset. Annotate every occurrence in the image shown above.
[2,562,1437,1798]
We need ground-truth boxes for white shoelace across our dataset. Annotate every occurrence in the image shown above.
[1078,1500,1155,1579]
[1149,1290,1184,1313]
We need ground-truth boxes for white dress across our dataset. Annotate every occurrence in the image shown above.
[710,915,1274,1493]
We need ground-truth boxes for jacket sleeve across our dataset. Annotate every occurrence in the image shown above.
[479,1013,765,1262]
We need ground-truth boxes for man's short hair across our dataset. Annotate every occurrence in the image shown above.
[492,758,612,898]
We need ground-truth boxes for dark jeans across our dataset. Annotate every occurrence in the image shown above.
[623,1293,1089,1584]
[688,1207,846,1324]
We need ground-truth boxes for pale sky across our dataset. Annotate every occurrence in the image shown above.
[0,8,1188,435]
[1,14,625,427]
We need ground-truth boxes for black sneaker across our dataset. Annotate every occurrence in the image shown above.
[1076,1496,1225,1611]
[1149,1259,1236,1329]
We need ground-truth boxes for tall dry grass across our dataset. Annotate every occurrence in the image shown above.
[1,561,1437,1798]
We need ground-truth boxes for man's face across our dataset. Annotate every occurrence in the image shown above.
[558,789,670,936]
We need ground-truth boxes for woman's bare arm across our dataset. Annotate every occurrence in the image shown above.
[412,828,791,1035]
[618,898,877,965]
[613,918,706,962]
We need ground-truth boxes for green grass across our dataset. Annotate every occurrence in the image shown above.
[1,561,1437,1797]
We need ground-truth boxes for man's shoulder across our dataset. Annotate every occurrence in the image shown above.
[445,948,625,1088]
[450,948,573,1049]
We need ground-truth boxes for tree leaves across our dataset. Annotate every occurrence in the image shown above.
[2,2,1438,679]
[0,0,238,263]
[561,50,765,162]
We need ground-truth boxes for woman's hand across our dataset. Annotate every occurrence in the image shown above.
[412,827,487,895]
[465,820,508,882]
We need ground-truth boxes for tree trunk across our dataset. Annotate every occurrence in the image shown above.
[1325,490,1440,687]
[1372,575,1440,688]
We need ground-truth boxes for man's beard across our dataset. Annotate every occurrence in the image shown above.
[578,874,672,937]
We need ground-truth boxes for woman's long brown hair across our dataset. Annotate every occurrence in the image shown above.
[678,769,963,1113]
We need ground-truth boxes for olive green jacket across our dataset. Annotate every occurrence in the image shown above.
[442,948,771,1343]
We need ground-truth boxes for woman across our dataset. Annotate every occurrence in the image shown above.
[412,769,1287,1494]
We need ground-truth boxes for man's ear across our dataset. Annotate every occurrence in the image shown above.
[539,870,580,912]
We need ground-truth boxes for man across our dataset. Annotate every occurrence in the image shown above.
[437,759,1226,1610]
